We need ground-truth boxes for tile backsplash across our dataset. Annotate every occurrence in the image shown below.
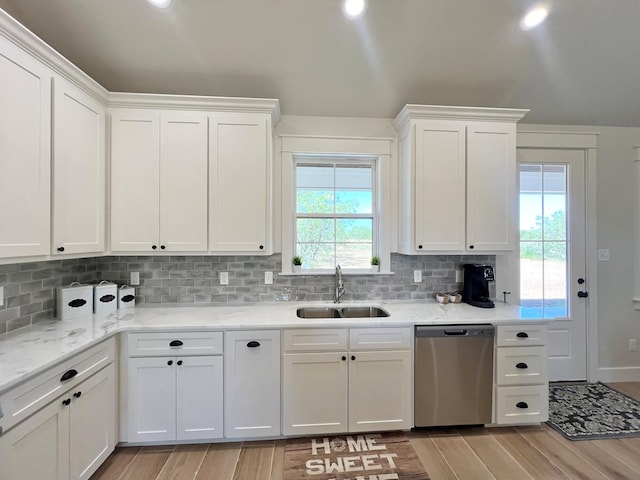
[0,253,494,334]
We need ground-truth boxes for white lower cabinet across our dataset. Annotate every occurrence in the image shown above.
[282,328,412,436]
[0,363,115,480]
[126,332,224,443]
[224,330,281,438]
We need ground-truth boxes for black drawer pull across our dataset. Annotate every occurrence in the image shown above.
[247,341,261,348]
[351,355,356,361]
[167,360,173,366]
[516,401,529,409]
[177,360,183,366]
[62,398,71,406]
[516,362,528,369]
[516,332,529,338]
[170,340,184,347]
[60,369,78,382]
[342,356,347,361]
[73,391,82,398]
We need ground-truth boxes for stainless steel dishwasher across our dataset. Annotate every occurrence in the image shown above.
[414,325,494,427]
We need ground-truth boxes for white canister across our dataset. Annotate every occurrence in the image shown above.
[93,281,117,315]
[118,285,136,309]
[57,283,93,320]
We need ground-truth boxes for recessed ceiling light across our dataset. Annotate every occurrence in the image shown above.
[147,0,172,8]
[342,0,367,19]
[520,4,550,31]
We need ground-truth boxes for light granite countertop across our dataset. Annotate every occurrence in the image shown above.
[0,300,548,394]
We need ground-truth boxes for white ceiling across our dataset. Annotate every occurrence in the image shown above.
[2,0,639,126]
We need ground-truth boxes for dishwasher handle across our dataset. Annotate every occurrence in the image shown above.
[416,325,494,338]
[443,329,468,336]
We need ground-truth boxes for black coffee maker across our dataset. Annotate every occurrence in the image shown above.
[461,264,495,308]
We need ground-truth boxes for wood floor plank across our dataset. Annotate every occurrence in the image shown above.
[457,428,535,480]
[514,426,609,480]
[269,440,285,480]
[90,447,141,480]
[233,441,275,480]
[609,382,640,400]
[592,438,640,473]
[545,427,640,480]
[156,444,208,480]
[429,432,496,480]
[490,428,569,480]
[408,434,457,480]
[195,442,242,480]
[118,446,174,480]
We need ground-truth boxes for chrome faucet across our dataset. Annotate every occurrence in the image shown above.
[334,264,345,303]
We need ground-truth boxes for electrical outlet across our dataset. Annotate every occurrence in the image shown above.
[598,249,610,261]
[630,339,638,352]
[130,272,140,285]
[455,270,463,283]
[220,272,229,285]
[265,271,273,285]
[0,286,3,306]
[413,270,422,283]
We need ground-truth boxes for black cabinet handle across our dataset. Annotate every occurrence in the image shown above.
[152,245,157,250]
[418,245,423,249]
[515,362,528,369]
[247,341,261,348]
[161,245,166,250]
[259,245,264,250]
[342,356,347,361]
[351,355,356,361]
[62,398,71,406]
[516,332,529,338]
[516,401,529,409]
[167,360,173,366]
[57,246,65,252]
[60,369,78,382]
[469,245,475,249]
[177,360,183,366]
[169,340,184,347]
[73,391,82,398]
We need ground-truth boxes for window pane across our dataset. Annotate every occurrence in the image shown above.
[544,242,567,317]
[297,166,333,189]
[520,165,543,241]
[336,243,372,268]
[520,241,543,309]
[296,190,334,214]
[543,165,566,241]
[297,218,335,243]
[335,167,371,189]
[298,243,334,269]
[335,190,372,214]
[336,218,372,242]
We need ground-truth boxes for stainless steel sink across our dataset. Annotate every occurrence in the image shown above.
[296,306,389,319]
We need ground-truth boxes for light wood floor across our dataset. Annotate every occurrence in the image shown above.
[91,382,640,480]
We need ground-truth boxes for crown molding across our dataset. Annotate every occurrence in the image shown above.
[0,8,108,103]
[393,104,529,131]
[108,92,281,125]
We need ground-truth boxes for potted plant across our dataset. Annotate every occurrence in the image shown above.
[371,255,380,272]
[292,256,303,273]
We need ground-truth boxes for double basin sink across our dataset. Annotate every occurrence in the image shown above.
[296,306,389,319]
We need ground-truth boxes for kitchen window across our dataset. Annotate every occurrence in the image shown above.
[295,158,376,271]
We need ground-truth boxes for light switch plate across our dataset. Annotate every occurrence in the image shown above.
[413,270,422,283]
[265,271,273,285]
[0,286,3,306]
[598,249,610,261]
[130,272,140,285]
[220,272,229,285]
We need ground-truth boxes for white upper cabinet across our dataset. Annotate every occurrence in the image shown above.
[209,113,272,253]
[394,105,527,254]
[0,37,52,258]
[52,77,106,255]
[111,110,208,252]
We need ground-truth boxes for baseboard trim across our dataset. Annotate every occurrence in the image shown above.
[597,367,640,382]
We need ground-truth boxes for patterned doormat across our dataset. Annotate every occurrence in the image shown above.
[548,382,640,440]
[283,432,430,479]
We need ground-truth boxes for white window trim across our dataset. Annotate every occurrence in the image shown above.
[280,135,394,275]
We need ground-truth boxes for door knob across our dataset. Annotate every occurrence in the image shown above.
[577,291,589,298]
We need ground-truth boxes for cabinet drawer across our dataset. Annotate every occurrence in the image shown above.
[127,331,223,357]
[349,327,411,351]
[496,346,547,386]
[496,325,547,347]
[0,337,115,433]
[283,329,348,352]
[495,385,549,425]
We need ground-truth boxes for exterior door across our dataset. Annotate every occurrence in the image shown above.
[518,148,587,381]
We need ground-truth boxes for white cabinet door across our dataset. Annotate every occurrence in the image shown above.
[127,357,176,442]
[348,350,412,432]
[0,37,51,258]
[69,364,115,480]
[176,355,223,441]
[52,76,105,255]
[282,352,348,436]
[111,109,161,252]
[413,120,466,252]
[224,330,280,438]
[0,396,69,480]
[209,113,271,253]
[466,122,516,251]
[160,113,208,251]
